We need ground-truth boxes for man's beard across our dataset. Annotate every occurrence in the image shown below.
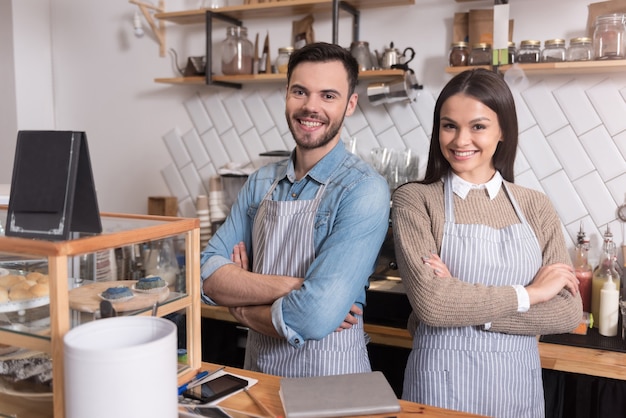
[286,112,345,150]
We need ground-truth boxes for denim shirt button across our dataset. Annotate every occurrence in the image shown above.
[291,193,297,198]
[294,338,300,344]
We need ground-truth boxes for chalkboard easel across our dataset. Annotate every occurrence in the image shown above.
[5,130,102,241]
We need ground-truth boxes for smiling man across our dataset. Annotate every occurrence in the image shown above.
[200,42,390,377]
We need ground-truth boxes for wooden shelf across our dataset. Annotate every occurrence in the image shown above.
[155,0,415,24]
[155,68,406,86]
[445,60,626,75]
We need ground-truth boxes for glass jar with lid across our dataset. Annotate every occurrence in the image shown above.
[221,26,254,75]
[508,41,517,64]
[469,43,491,66]
[276,46,294,74]
[542,38,566,62]
[567,37,593,61]
[517,40,541,63]
[449,42,469,67]
[593,13,626,59]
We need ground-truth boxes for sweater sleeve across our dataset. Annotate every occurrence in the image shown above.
[488,188,583,335]
[392,183,520,328]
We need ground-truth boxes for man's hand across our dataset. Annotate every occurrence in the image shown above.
[335,304,362,332]
[231,241,249,270]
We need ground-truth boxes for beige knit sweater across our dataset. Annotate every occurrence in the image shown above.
[392,179,582,337]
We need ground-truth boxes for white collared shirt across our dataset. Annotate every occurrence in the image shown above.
[445,171,530,321]
[449,170,503,200]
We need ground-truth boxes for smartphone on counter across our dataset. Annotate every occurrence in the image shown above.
[179,406,232,418]
[181,374,249,404]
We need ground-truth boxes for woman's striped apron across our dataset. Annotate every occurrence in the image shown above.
[243,178,371,377]
[403,172,544,418]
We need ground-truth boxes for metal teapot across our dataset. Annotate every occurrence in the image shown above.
[377,42,416,70]
[169,48,206,77]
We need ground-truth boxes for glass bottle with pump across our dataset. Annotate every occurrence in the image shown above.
[573,224,592,313]
[591,226,621,329]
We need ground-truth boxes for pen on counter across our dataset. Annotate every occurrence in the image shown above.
[244,387,275,418]
[187,366,225,389]
[178,371,209,395]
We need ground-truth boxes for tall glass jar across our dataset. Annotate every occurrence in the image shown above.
[468,43,491,65]
[517,40,541,63]
[542,38,566,62]
[221,26,254,75]
[593,13,626,59]
[567,37,593,61]
[449,42,469,67]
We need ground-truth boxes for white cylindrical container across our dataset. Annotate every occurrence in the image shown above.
[599,278,619,337]
[64,316,178,418]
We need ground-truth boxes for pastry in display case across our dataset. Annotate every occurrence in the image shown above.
[0,209,201,417]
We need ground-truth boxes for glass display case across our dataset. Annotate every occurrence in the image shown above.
[0,207,200,417]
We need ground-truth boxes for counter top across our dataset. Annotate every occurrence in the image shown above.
[201,305,626,381]
[199,362,486,417]
[0,362,485,417]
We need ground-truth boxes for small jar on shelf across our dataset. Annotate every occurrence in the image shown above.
[542,38,566,62]
[449,41,470,67]
[517,40,541,63]
[567,37,593,61]
[508,41,517,64]
[468,43,491,66]
[276,46,294,74]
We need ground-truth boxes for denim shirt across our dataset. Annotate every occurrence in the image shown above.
[200,142,390,348]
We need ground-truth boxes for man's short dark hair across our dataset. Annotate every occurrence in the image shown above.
[287,42,359,96]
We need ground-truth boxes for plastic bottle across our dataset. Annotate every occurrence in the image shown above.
[599,276,619,336]
[573,224,592,313]
[591,226,621,329]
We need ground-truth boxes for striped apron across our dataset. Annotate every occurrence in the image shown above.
[402,172,544,418]
[243,178,371,377]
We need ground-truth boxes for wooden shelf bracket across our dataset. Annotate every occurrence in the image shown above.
[129,0,167,57]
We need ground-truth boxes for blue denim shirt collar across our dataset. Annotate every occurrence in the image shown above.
[285,141,347,185]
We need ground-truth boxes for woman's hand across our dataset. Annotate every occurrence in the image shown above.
[526,263,579,305]
[422,252,451,277]
[231,241,249,271]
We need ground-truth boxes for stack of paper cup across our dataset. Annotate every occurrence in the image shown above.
[196,195,211,249]
[208,176,228,225]
[64,317,178,418]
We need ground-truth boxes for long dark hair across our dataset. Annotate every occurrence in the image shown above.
[421,68,518,184]
[287,42,359,97]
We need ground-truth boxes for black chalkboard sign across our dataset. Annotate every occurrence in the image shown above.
[5,131,102,240]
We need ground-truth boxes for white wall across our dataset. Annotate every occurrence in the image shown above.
[0,0,17,181]
[3,0,625,263]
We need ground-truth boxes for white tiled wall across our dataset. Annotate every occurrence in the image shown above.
[161,71,626,266]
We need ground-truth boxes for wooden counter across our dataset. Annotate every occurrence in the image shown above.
[201,305,626,381]
[199,362,485,417]
[0,362,484,417]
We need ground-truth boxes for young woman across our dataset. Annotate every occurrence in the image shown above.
[392,68,582,418]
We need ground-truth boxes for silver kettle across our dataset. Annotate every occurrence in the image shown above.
[378,42,416,70]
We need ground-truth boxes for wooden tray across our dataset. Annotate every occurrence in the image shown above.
[69,281,170,313]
